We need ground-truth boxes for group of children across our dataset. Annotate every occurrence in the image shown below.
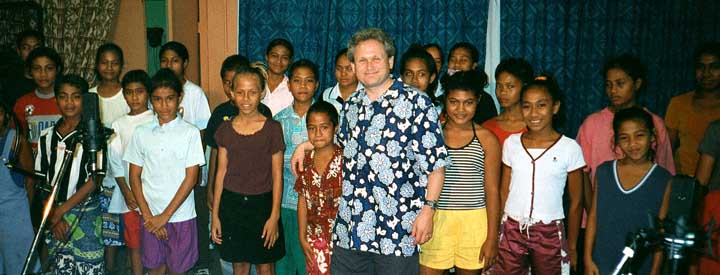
[0,28,719,275]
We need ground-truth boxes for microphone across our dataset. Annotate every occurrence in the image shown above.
[81,93,111,176]
[662,175,702,275]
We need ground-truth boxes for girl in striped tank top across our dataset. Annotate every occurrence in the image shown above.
[419,71,501,275]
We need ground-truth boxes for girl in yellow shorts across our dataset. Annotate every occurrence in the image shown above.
[420,70,501,274]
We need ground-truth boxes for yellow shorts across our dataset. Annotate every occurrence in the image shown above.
[419,208,488,270]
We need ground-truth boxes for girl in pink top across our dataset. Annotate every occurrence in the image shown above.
[577,54,675,187]
[482,58,534,147]
[576,56,675,262]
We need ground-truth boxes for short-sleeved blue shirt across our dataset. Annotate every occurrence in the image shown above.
[274,104,310,210]
[123,116,206,223]
[333,79,449,256]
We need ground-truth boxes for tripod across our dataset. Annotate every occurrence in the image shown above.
[611,228,657,275]
[611,216,706,275]
[21,146,75,275]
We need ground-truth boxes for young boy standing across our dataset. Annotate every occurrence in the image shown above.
[35,74,104,274]
[124,69,205,275]
[7,29,44,105]
[274,59,319,275]
[159,41,213,274]
[14,47,63,151]
[108,70,155,275]
[665,42,720,176]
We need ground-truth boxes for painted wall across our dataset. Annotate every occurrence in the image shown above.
[169,0,200,85]
[199,0,237,109]
[109,0,147,74]
[145,0,167,75]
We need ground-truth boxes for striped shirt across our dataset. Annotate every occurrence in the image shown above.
[34,119,104,202]
[438,126,487,210]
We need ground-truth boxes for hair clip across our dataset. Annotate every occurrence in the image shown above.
[535,76,547,81]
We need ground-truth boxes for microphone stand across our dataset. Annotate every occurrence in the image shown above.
[21,146,75,275]
[611,229,653,275]
[663,230,695,275]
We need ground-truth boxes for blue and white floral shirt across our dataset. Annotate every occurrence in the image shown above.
[333,79,449,256]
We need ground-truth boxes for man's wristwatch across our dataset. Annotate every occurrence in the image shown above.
[425,200,438,210]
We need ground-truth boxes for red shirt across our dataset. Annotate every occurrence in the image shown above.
[12,91,61,149]
[482,117,526,148]
[294,147,343,241]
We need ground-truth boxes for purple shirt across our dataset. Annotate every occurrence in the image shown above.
[214,119,285,194]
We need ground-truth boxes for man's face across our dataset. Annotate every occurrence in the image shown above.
[696,53,720,91]
[352,39,393,91]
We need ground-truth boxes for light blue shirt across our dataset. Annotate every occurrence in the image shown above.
[274,104,310,210]
[123,116,206,222]
[321,83,363,115]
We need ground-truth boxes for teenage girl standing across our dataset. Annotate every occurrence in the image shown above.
[490,75,585,275]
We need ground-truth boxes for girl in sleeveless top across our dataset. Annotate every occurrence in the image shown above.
[419,71,501,275]
[584,107,672,275]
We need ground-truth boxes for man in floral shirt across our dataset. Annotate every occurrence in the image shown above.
[327,28,448,274]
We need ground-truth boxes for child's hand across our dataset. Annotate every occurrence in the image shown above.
[584,259,599,275]
[49,210,63,226]
[261,217,280,249]
[124,195,138,210]
[290,141,313,176]
[51,220,69,241]
[144,213,169,234]
[211,218,222,244]
[153,227,168,241]
[300,238,314,265]
[479,238,498,266]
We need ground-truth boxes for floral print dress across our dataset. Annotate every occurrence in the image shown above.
[295,147,343,275]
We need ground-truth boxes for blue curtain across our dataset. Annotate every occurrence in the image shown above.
[502,0,720,136]
[238,0,488,90]
[239,0,720,136]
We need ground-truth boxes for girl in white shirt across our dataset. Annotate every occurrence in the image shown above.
[321,48,360,114]
[489,75,585,275]
[92,42,130,274]
[108,70,155,275]
[91,43,129,127]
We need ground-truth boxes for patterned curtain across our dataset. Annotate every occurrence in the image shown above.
[36,0,120,81]
[0,1,43,49]
[502,0,720,136]
[238,0,489,90]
